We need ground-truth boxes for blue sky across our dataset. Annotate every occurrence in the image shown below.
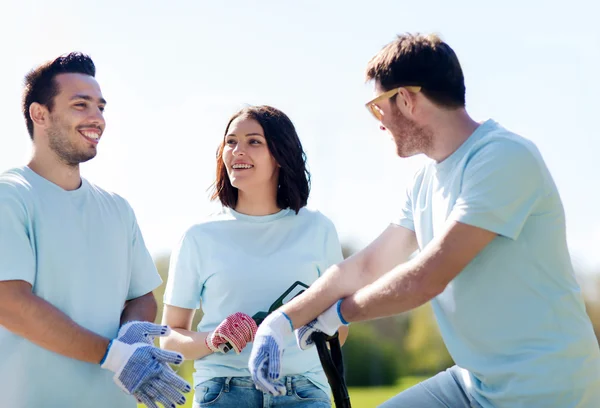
[1,0,599,273]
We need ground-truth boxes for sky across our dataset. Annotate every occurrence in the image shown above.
[1,1,599,273]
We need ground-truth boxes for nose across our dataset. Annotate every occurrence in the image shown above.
[233,143,245,156]
[88,107,105,128]
[379,125,386,131]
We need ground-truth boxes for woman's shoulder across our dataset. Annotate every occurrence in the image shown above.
[180,208,236,238]
[294,207,337,230]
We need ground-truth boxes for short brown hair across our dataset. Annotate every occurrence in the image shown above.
[22,52,96,139]
[365,33,465,108]
[211,106,310,214]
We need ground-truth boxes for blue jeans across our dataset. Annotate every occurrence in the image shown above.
[378,366,482,408]
[193,375,331,407]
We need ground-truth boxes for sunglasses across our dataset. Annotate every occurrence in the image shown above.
[365,86,422,121]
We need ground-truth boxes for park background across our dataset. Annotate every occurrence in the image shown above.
[2,1,599,406]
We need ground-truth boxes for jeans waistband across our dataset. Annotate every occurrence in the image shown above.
[220,376,300,396]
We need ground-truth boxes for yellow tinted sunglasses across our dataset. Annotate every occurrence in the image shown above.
[365,86,421,120]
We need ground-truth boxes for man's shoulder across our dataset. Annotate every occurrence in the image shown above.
[468,121,541,163]
[0,167,35,203]
[84,179,133,213]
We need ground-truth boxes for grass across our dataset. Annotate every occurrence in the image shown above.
[347,376,426,407]
[137,375,428,408]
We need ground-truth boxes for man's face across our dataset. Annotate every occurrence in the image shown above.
[371,83,432,158]
[44,73,106,166]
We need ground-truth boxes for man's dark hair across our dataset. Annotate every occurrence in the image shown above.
[211,105,311,214]
[366,33,466,108]
[22,52,96,139]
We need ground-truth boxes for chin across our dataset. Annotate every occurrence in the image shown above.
[395,147,418,158]
[229,179,245,190]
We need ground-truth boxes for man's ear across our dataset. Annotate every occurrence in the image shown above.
[29,102,49,129]
[396,88,416,116]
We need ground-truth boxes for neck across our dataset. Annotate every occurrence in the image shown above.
[235,184,280,216]
[28,144,82,191]
[424,108,480,162]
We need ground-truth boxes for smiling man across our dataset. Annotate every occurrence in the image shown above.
[248,34,600,407]
[0,53,190,407]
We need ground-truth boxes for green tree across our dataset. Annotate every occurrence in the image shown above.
[404,303,454,375]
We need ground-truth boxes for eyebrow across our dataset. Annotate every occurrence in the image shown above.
[226,133,265,137]
[70,94,108,105]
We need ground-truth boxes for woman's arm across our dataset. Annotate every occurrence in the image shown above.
[159,304,213,360]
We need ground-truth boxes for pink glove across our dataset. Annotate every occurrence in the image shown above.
[205,312,258,354]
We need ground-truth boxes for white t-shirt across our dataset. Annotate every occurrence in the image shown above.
[0,166,162,408]
[164,207,343,394]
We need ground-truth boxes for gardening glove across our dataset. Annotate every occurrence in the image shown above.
[100,340,190,404]
[295,300,349,350]
[248,311,293,396]
[205,312,258,354]
[117,321,170,345]
[134,364,191,408]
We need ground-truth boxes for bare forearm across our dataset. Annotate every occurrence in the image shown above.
[0,289,109,364]
[341,221,498,322]
[120,292,157,326]
[160,329,213,360]
[280,259,369,329]
[341,258,439,322]
[280,225,418,328]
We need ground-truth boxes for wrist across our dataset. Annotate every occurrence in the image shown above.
[336,299,349,325]
[99,339,113,365]
[100,339,135,372]
[204,332,217,353]
[338,298,354,323]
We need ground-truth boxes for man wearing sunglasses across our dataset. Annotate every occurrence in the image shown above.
[248,33,600,407]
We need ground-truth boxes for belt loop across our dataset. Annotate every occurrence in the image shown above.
[286,376,292,396]
[224,377,232,393]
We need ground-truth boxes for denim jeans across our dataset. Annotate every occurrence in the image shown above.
[378,366,482,408]
[193,375,331,407]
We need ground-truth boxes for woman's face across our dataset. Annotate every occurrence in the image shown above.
[222,116,280,193]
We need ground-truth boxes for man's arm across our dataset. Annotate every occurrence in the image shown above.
[0,280,109,363]
[120,292,158,326]
[280,224,418,328]
[341,221,496,321]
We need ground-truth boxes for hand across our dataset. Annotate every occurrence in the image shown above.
[100,340,191,403]
[295,299,349,350]
[248,311,293,396]
[118,321,170,345]
[134,365,191,408]
[205,312,258,354]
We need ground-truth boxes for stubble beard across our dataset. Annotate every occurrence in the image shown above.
[388,105,433,158]
[47,114,96,167]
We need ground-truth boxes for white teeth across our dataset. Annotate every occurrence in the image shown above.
[232,164,253,169]
[81,131,99,140]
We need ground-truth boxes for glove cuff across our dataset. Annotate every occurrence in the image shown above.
[262,310,294,340]
[336,299,349,325]
[317,300,349,336]
[100,339,136,372]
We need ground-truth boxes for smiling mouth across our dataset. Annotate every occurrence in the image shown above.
[232,164,254,170]
[79,129,101,144]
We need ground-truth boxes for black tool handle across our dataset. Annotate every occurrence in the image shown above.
[312,332,351,408]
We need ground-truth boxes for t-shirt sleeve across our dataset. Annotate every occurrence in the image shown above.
[322,219,344,273]
[391,170,421,232]
[448,140,546,240]
[127,206,162,300]
[0,186,36,284]
[163,229,203,310]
